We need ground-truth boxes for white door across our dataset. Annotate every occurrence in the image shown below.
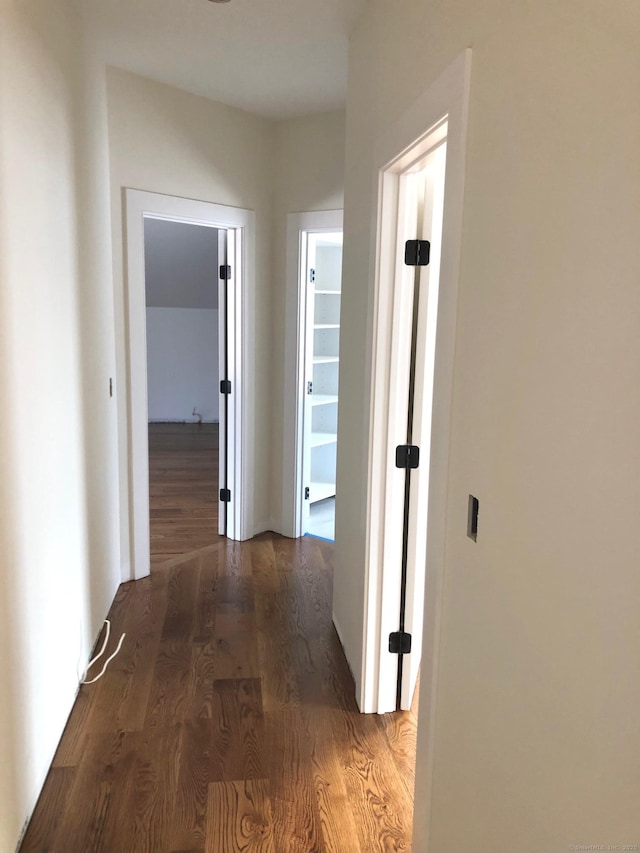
[399,143,447,708]
[217,226,244,540]
[217,229,229,536]
[370,138,448,712]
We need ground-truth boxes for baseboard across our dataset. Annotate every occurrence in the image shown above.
[332,614,360,707]
[13,606,116,851]
[148,419,219,424]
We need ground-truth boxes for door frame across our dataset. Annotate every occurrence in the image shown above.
[282,209,343,538]
[375,139,449,712]
[361,46,471,843]
[124,189,255,579]
[370,133,449,713]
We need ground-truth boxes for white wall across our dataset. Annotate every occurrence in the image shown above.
[336,2,640,850]
[144,218,219,309]
[106,66,275,550]
[146,307,219,422]
[144,218,219,422]
[271,111,346,530]
[0,3,120,850]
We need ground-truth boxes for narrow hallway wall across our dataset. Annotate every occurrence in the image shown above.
[337,1,640,850]
[0,3,120,850]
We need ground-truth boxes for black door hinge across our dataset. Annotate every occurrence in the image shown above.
[220,264,232,280]
[307,381,313,395]
[219,488,231,503]
[395,444,420,469]
[220,379,232,395]
[304,486,310,500]
[309,268,316,283]
[404,239,431,267]
[389,631,412,654]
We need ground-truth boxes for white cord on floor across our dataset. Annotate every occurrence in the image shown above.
[82,619,126,685]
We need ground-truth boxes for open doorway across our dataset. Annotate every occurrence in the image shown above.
[302,230,343,541]
[282,209,344,540]
[124,190,255,580]
[142,218,221,567]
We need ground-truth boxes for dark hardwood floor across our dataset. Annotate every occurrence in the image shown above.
[19,425,417,852]
[149,423,220,567]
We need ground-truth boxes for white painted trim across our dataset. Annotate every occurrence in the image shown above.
[360,48,471,836]
[123,190,255,580]
[282,209,343,538]
[217,229,228,538]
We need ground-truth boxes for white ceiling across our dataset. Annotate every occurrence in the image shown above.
[81,0,367,119]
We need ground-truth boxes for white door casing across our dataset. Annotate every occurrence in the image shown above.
[124,190,255,580]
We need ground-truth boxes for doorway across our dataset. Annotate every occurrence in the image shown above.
[301,230,343,541]
[282,209,344,540]
[124,190,255,580]
[142,218,221,567]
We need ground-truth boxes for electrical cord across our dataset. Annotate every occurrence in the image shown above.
[81,619,126,685]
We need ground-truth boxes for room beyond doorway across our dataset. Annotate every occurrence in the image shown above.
[302,229,343,542]
[148,423,219,569]
[282,209,344,540]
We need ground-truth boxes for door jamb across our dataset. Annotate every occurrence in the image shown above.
[123,190,255,580]
[282,208,344,538]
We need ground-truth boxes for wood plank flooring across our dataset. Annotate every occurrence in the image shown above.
[19,425,418,852]
[149,423,220,567]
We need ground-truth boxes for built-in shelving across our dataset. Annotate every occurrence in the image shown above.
[307,238,342,508]
[311,394,339,407]
[310,481,336,503]
[310,431,338,448]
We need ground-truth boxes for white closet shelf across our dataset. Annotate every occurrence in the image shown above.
[314,290,341,295]
[310,481,336,502]
[310,431,338,448]
[314,323,340,330]
[313,356,339,364]
[311,394,339,406]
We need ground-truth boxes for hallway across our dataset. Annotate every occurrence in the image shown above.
[19,433,417,851]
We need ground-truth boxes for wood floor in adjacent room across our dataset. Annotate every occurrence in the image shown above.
[19,424,417,853]
[149,422,220,567]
